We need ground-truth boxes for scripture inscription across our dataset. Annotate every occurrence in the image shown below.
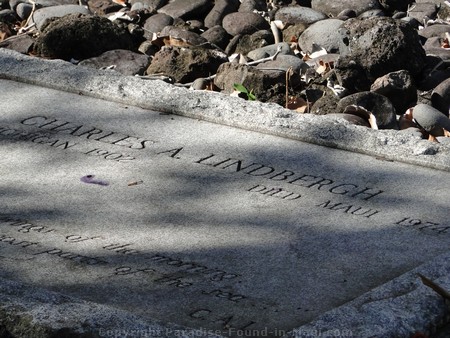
[0,104,448,336]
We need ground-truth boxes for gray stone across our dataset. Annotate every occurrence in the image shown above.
[256,54,306,74]
[247,42,292,61]
[129,0,167,10]
[238,0,267,12]
[32,4,92,31]
[311,0,380,17]
[274,5,327,26]
[407,2,438,22]
[413,103,450,136]
[157,0,213,19]
[204,0,239,29]
[431,77,450,117]
[0,75,449,336]
[297,18,343,54]
[222,11,269,36]
[201,25,230,50]
[15,2,32,20]
[78,49,151,76]
[143,13,174,37]
[418,24,450,39]
[357,8,386,19]
[337,91,398,129]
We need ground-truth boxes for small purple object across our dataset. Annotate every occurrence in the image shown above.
[80,175,109,186]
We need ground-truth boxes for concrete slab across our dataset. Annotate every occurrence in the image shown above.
[0,78,449,337]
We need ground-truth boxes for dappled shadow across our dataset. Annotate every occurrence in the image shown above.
[1,79,450,336]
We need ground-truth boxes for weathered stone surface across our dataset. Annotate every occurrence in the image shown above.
[222,12,269,36]
[335,17,426,91]
[337,91,398,129]
[33,14,135,60]
[146,46,226,83]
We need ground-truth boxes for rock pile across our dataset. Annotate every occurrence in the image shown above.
[0,0,449,140]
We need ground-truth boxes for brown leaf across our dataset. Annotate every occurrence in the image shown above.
[287,96,309,113]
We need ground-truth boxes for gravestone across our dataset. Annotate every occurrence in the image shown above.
[0,78,449,337]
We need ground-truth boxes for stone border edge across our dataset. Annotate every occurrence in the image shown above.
[281,249,450,337]
[0,276,224,338]
[0,49,449,172]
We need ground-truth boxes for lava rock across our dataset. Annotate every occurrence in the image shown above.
[370,70,417,115]
[335,17,426,92]
[33,14,135,60]
[146,46,227,83]
[78,49,150,75]
[238,0,267,12]
[214,62,285,100]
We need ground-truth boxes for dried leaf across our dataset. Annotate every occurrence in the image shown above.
[128,180,143,186]
[287,96,309,113]
[444,129,450,137]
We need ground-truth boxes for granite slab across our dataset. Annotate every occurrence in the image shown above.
[0,79,449,337]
